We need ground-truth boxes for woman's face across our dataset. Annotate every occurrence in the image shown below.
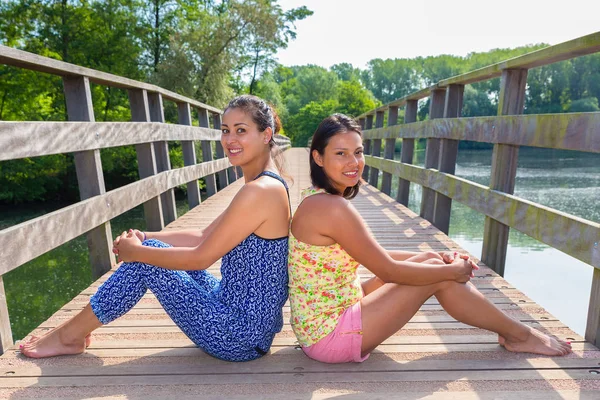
[312,130,364,193]
[221,107,271,166]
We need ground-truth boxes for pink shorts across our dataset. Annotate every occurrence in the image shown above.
[302,302,370,363]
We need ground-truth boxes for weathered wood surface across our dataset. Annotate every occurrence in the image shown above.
[481,68,528,276]
[0,45,221,114]
[0,120,293,161]
[0,158,231,277]
[63,75,115,280]
[361,111,600,154]
[358,31,600,118]
[1,148,599,399]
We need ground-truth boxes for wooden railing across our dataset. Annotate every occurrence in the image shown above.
[357,32,600,346]
[0,46,291,354]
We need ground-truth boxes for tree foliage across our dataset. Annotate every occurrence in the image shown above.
[1,1,600,203]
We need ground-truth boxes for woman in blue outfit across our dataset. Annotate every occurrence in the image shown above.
[21,95,291,362]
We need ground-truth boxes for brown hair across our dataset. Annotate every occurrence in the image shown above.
[309,113,362,199]
[224,95,291,182]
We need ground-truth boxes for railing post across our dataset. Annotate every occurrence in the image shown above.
[0,276,12,354]
[433,84,464,234]
[128,89,164,231]
[481,69,527,276]
[212,113,229,189]
[381,106,398,195]
[358,118,366,131]
[148,92,177,225]
[586,268,600,347]
[199,108,217,197]
[397,100,418,206]
[362,114,373,181]
[178,102,201,209]
[368,111,384,187]
[214,112,236,184]
[63,76,114,279]
[420,88,446,221]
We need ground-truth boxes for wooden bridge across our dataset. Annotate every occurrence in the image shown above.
[1,32,600,398]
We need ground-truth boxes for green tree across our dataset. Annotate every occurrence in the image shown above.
[287,100,337,146]
[336,80,378,118]
[568,97,599,112]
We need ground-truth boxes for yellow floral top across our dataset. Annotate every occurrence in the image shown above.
[288,187,363,346]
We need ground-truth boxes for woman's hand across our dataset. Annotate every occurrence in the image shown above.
[113,229,143,262]
[449,254,479,283]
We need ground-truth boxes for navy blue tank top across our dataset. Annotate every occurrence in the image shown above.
[216,171,290,348]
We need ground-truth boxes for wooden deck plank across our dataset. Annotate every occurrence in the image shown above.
[2,148,599,398]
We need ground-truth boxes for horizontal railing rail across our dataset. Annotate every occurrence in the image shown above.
[365,156,600,268]
[356,31,600,347]
[0,45,221,114]
[362,113,600,153]
[358,32,600,118]
[0,45,291,355]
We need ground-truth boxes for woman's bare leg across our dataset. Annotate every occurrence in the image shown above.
[360,257,571,357]
[21,304,101,358]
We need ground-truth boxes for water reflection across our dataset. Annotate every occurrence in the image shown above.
[391,146,600,336]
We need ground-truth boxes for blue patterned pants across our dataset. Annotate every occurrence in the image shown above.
[90,239,268,361]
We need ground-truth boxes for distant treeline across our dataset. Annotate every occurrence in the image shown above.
[1,1,599,204]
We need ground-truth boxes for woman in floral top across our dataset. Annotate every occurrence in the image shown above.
[288,113,572,363]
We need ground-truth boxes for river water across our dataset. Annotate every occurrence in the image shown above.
[390,146,600,336]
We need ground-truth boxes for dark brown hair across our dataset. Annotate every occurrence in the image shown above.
[309,113,362,199]
[224,95,290,181]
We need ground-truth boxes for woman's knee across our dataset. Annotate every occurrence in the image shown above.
[422,251,443,261]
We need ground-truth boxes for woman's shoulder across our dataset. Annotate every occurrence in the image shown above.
[237,175,288,204]
[298,188,352,217]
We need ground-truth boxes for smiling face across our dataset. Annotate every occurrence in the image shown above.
[221,107,271,166]
[312,130,364,194]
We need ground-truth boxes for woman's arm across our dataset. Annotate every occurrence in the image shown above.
[142,213,225,247]
[387,250,421,261]
[115,182,279,270]
[316,197,475,285]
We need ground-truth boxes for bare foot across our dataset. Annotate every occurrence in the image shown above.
[498,328,572,356]
[85,334,92,348]
[20,329,86,358]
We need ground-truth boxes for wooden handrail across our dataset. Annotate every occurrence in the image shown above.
[361,112,600,153]
[365,155,600,269]
[0,45,222,114]
[358,31,600,118]
[356,31,600,347]
[0,45,291,355]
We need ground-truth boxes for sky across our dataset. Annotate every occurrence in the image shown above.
[275,0,600,69]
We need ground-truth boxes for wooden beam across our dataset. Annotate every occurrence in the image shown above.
[397,100,418,206]
[128,89,164,231]
[0,45,222,114]
[368,111,384,187]
[198,109,217,197]
[357,31,600,119]
[0,158,231,276]
[433,84,464,234]
[420,88,446,222]
[0,277,12,355]
[178,102,201,209]
[381,106,398,195]
[366,156,600,268]
[585,267,600,346]
[363,115,374,180]
[482,69,528,276]
[212,113,229,190]
[63,76,114,279]
[149,92,177,225]
[359,112,600,154]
